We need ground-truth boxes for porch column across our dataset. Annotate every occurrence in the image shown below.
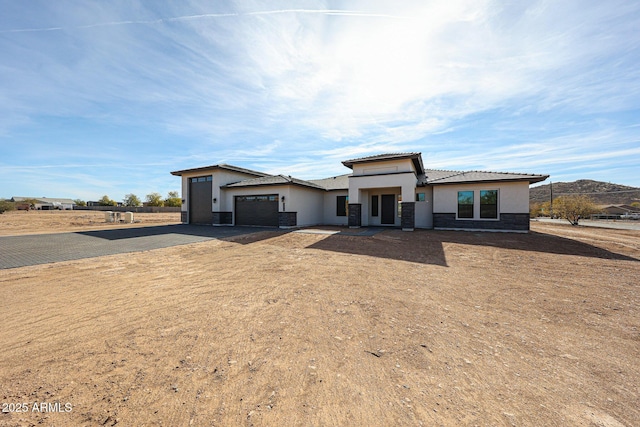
[348,181,362,228]
[348,204,362,228]
[401,202,415,231]
[401,184,415,231]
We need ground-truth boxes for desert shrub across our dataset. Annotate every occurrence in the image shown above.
[0,199,16,214]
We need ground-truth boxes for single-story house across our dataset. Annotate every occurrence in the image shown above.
[598,204,640,215]
[171,153,548,232]
[11,197,75,210]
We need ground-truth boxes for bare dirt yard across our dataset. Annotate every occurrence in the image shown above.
[1,213,638,426]
[0,210,181,236]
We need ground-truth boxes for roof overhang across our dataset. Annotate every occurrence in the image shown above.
[429,175,550,186]
[170,164,269,177]
[342,153,424,175]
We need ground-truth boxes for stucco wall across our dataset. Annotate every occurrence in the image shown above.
[433,181,530,216]
[287,186,324,226]
[415,186,433,229]
[322,190,349,226]
[352,158,415,176]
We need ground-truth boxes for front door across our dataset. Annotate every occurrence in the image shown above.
[381,194,395,225]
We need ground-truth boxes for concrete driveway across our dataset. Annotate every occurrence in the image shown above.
[0,225,274,269]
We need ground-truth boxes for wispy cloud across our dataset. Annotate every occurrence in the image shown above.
[1,0,639,199]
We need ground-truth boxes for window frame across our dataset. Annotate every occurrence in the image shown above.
[480,190,498,219]
[336,195,348,217]
[457,191,474,219]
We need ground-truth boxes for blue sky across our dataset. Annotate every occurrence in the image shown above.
[1,0,639,202]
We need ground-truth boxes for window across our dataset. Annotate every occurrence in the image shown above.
[397,195,402,217]
[416,193,425,202]
[190,176,212,183]
[480,190,498,218]
[337,195,348,216]
[371,195,379,217]
[458,191,474,218]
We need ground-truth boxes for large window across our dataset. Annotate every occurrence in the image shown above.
[457,191,474,218]
[480,190,498,218]
[337,195,348,216]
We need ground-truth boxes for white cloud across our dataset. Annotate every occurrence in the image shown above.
[1,0,639,196]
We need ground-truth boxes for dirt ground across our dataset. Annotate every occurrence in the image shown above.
[0,212,638,426]
[0,210,181,236]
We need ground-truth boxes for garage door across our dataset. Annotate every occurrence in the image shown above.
[235,195,278,227]
[189,176,212,224]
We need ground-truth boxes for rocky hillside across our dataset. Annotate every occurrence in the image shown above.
[530,180,640,205]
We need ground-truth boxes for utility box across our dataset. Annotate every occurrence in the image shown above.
[105,211,115,223]
[124,212,134,223]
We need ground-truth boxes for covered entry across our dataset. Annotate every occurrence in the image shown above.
[235,194,279,226]
[189,176,212,224]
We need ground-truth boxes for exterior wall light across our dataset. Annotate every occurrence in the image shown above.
[281,196,285,202]
[213,198,217,203]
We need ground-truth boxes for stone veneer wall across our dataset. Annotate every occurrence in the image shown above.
[401,202,415,230]
[433,213,530,231]
[212,211,233,225]
[181,211,187,223]
[278,212,297,227]
[348,204,362,227]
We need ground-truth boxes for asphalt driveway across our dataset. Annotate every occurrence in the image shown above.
[0,225,273,270]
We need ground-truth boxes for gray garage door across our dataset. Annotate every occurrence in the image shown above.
[235,195,278,227]
[189,176,212,224]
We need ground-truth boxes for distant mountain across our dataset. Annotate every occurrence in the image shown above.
[530,180,640,205]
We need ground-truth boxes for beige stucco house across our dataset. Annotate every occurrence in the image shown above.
[171,153,548,232]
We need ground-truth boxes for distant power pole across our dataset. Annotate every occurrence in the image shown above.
[550,181,553,218]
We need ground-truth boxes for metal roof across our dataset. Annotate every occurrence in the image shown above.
[170,163,269,177]
[12,197,76,204]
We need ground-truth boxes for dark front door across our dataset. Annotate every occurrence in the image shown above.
[189,177,212,224]
[381,194,395,225]
[235,195,279,227]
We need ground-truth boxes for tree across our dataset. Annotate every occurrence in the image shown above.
[553,195,598,225]
[98,195,117,206]
[145,192,164,207]
[0,199,16,214]
[164,191,182,207]
[73,199,86,207]
[123,194,141,207]
[631,201,640,209]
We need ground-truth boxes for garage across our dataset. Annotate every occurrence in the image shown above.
[189,176,212,224]
[235,194,279,227]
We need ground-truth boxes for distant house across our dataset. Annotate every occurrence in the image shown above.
[599,204,640,215]
[11,197,75,210]
[171,153,548,232]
